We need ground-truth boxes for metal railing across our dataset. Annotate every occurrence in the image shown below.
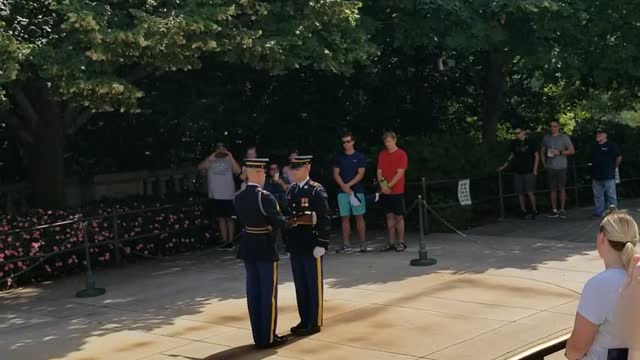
[506,333,569,360]
[407,160,640,233]
[0,198,209,294]
[3,160,640,293]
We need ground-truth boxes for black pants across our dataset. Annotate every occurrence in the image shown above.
[245,261,278,346]
[290,255,324,329]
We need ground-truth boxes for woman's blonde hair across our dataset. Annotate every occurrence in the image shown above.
[600,210,640,271]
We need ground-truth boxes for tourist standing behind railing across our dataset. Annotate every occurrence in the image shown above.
[197,142,242,250]
[239,146,258,191]
[590,128,622,218]
[541,120,575,219]
[497,126,540,219]
[264,162,287,255]
[281,150,299,189]
[377,131,408,252]
[265,162,286,205]
[333,131,369,253]
[565,210,639,360]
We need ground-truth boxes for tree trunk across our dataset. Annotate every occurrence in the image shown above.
[11,82,66,209]
[29,108,65,209]
[480,50,506,145]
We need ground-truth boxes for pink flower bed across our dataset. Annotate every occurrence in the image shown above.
[0,198,213,288]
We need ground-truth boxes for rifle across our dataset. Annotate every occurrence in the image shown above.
[286,211,316,227]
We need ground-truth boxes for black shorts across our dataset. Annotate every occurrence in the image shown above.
[514,173,536,194]
[207,199,234,218]
[379,194,406,216]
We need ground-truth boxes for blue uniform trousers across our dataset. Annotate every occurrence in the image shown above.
[245,261,278,346]
[290,255,323,329]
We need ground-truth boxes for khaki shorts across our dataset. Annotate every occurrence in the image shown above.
[547,169,567,191]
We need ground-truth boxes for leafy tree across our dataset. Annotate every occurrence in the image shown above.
[0,0,375,208]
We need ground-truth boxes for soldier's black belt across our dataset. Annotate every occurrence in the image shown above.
[244,226,273,234]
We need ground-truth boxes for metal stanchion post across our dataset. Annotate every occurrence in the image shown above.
[498,171,505,221]
[421,177,430,234]
[410,195,437,267]
[76,222,106,298]
[112,209,122,265]
[573,161,580,208]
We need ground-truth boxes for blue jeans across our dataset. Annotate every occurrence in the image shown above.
[592,179,617,216]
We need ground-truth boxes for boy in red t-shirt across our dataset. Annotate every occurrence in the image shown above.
[376,131,408,252]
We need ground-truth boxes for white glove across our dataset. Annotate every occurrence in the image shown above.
[313,246,326,258]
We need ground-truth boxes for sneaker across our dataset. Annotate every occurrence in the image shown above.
[336,244,352,253]
[592,213,602,219]
[558,210,567,218]
[395,242,408,252]
[547,210,559,218]
[519,209,529,219]
[217,242,234,251]
[360,244,373,253]
[380,244,396,252]
[530,210,539,219]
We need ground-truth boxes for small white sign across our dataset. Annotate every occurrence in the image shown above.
[458,179,472,206]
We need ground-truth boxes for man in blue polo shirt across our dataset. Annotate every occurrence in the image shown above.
[590,128,622,217]
[333,131,370,253]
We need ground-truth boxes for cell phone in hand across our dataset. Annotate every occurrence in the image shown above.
[607,348,628,360]
[214,150,227,158]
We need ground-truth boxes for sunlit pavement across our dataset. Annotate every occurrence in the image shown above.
[3,203,626,360]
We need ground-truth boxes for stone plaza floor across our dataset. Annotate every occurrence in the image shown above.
[3,203,634,360]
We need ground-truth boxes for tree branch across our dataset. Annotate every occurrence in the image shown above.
[9,84,39,131]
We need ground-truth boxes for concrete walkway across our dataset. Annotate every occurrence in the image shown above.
[2,204,628,360]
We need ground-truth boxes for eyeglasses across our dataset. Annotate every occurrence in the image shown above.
[514,131,522,135]
[342,139,353,144]
[269,167,279,171]
[550,125,559,128]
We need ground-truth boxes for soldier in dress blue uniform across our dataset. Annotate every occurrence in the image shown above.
[284,155,331,336]
[234,158,289,348]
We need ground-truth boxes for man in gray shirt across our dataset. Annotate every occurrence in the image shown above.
[540,120,575,218]
[198,142,241,249]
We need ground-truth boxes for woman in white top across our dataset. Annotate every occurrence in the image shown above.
[616,254,640,360]
[566,210,639,359]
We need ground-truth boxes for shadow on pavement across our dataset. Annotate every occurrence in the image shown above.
[0,201,623,360]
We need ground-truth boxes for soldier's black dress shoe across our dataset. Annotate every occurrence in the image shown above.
[256,335,289,349]
[291,325,321,336]
[290,323,304,334]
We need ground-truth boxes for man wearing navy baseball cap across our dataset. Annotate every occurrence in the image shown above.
[590,128,622,218]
